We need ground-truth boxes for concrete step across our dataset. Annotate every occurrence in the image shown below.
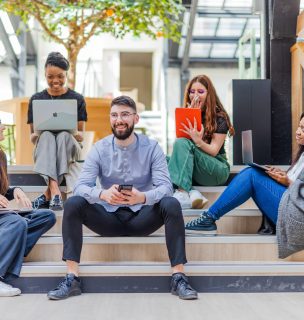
[25,234,303,263]
[12,261,304,294]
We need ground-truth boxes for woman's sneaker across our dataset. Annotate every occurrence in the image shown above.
[32,194,50,209]
[49,195,63,211]
[185,210,217,234]
[189,190,208,209]
[173,190,191,209]
[0,281,21,297]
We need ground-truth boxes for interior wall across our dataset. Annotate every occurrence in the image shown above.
[120,65,152,109]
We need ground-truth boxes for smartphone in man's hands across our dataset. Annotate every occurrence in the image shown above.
[118,185,133,192]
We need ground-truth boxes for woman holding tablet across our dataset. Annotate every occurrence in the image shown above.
[185,113,304,234]
[0,122,55,296]
[168,75,234,209]
[27,52,87,211]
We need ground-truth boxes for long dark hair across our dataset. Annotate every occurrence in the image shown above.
[289,112,304,170]
[183,75,235,142]
[0,148,8,195]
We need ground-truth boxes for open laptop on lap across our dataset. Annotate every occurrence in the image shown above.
[33,99,77,133]
[242,130,268,171]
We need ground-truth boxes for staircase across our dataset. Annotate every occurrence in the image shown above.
[7,165,304,294]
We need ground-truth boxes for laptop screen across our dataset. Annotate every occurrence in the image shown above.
[33,99,77,132]
[242,130,253,164]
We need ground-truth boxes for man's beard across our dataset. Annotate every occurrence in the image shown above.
[112,123,134,140]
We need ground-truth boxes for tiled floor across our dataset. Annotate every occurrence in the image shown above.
[1,292,304,320]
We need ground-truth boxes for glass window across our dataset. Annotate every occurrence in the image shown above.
[236,43,260,58]
[193,17,219,36]
[198,0,224,7]
[245,18,260,38]
[224,0,252,8]
[216,18,246,37]
[189,43,211,58]
[210,43,237,58]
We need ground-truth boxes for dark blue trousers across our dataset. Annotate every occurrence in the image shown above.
[0,209,56,279]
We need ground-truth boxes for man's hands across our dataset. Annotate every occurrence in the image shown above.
[266,167,291,186]
[100,185,146,206]
[14,188,32,208]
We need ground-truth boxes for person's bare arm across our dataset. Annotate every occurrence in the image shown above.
[74,121,85,142]
[29,123,39,144]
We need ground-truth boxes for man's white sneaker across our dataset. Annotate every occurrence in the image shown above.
[189,190,208,209]
[0,281,21,297]
[173,190,191,209]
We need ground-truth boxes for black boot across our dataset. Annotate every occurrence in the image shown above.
[171,273,198,300]
[257,215,276,235]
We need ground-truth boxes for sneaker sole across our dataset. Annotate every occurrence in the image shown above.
[0,290,21,297]
[47,289,81,300]
[191,199,208,209]
[49,205,63,211]
[171,290,198,300]
[185,229,217,235]
[179,203,191,209]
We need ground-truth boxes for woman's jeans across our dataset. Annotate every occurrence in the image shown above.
[168,138,230,192]
[0,209,56,279]
[208,167,287,224]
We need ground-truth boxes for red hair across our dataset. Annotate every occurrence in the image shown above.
[183,75,235,142]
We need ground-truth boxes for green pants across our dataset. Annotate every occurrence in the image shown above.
[168,138,230,192]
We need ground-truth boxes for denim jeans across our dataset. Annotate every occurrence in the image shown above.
[0,209,56,278]
[168,138,230,192]
[208,167,287,224]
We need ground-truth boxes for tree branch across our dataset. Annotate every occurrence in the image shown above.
[33,3,68,48]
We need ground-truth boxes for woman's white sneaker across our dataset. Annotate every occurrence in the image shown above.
[189,190,208,209]
[0,281,21,297]
[173,190,191,209]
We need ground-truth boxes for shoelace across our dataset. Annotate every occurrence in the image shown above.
[56,276,73,290]
[187,212,209,227]
[32,197,43,210]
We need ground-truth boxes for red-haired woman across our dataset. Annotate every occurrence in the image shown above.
[0,123,56,296]
[168,75,234,209]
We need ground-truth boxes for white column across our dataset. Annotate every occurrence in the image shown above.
[102,50,120,97]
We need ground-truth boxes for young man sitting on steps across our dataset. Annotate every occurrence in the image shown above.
[47,95,197,301]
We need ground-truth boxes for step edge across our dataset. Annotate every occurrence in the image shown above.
[20,262,304,275]
[36,235,277,245]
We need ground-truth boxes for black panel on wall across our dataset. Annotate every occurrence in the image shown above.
[232,79,271,165]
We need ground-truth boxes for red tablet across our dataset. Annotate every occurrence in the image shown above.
[175,108,202,139]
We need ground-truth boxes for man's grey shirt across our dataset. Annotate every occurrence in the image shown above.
[74,133,173,212]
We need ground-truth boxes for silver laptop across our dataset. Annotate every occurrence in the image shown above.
[33,99,77,133]
[242,130,267,171]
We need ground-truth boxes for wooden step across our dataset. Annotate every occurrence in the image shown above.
[25,235,304,263]
[45,208,262,236]
[20,261,304,277]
